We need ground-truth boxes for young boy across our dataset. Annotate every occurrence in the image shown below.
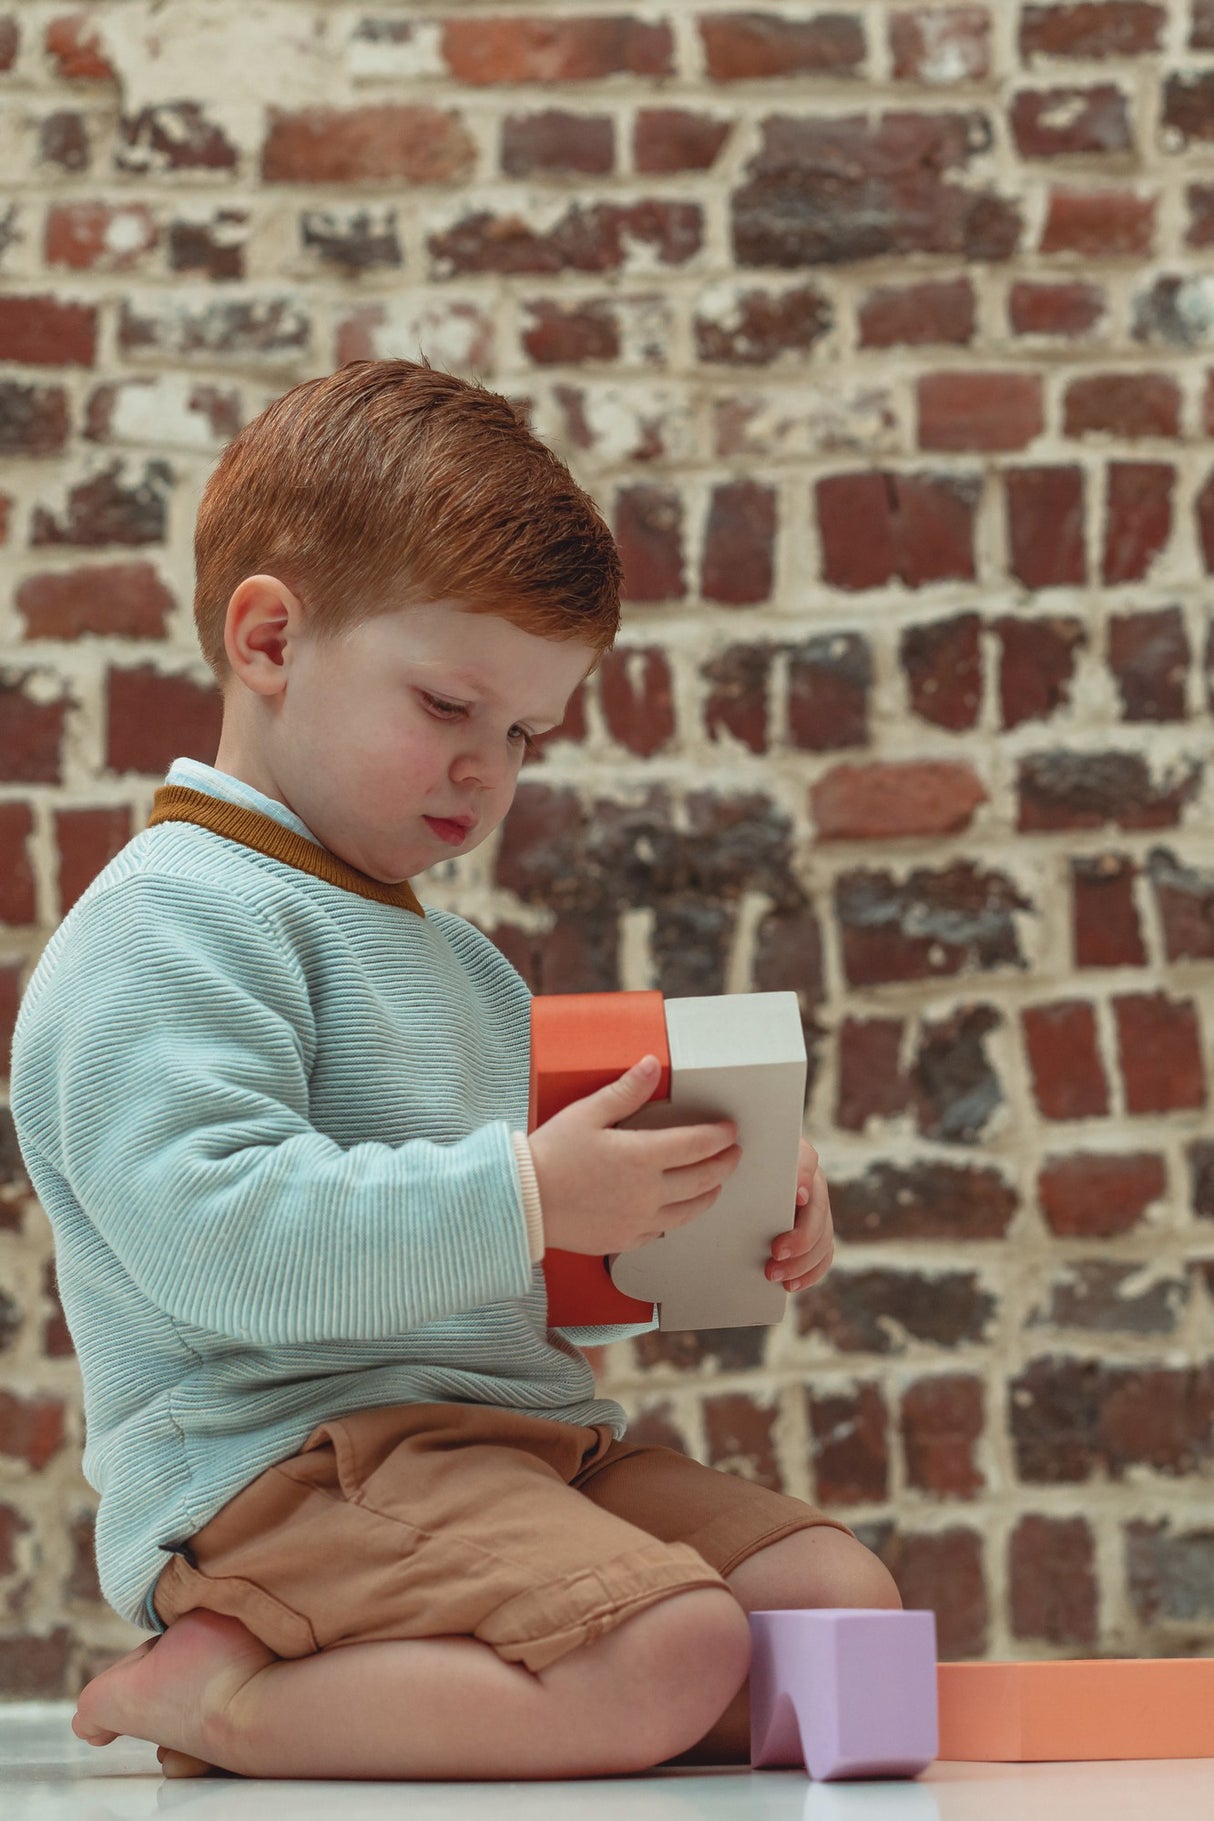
[10,359,898,1782]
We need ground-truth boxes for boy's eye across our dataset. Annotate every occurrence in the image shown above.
[422,692,466,719]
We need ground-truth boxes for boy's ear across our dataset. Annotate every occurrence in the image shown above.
[224,575,302,695]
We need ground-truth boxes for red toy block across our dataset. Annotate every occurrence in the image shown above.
[530,991,669,1327]
[937,1658,1214,1761]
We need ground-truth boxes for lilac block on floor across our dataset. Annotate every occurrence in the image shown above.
[749,1607,938,1779]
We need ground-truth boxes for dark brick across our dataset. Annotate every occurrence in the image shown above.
[1127,1520,1214,1627]
[832,1160,1017,1240]
[799,1266,997,1352]
[119,101,238,175]
[0,673,71,785]
[901,1375,984,1498]
[1065,372,1181,439]
[858,277,975,347]
[1072,853,1146,966]
[501,109,613,177]
[1133,275,1214,347]
[836,1017,910,1130]
[1148,847,1214,962]
[836,860,1028,985]
[809,1383,888,1505]
[30,460,171,549]
[300,208,401,275]
[1018,749,1201,832]
[1162,71,1214,144]
[694,283,832,365]
[1186,183,1214,248]
[1187,1139,1214,1219]
[1022,1000,1109,1118]
[614,484,685,601]
[700,479,776,604]
[1011,85,1133,158]
[1020,3,1166,59]
[703,644,771,753]
[786,632,871,749]
[901,612,982,730]
[887,1529,988,1660]
[170,210,249,281]
[703,1391,784,1491]
[1103,461,1174,584]
[634,108,732,174]
[1108,605,1190,721]
[429,199,702,279]
[1010,1515,1098,1645]
[996,614,1085,728]
[701,12,867,79]
[1011,1357,1214,1482]
[911,1004,1003,1144]
[1006,466,1086,589]
[732,112,1020,268]
[0,381,70,456]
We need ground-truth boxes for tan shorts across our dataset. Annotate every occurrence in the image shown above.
[152,1400,855,1674]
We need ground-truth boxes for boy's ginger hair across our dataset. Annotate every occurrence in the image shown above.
[193,358,622,688]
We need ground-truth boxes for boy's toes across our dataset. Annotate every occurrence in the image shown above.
[158,1745,222,1778]
[72,1711,119,1747]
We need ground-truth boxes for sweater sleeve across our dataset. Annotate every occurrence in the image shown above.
[10,875,537,1345]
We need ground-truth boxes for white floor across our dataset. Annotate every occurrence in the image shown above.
[3,1704,1212,1821]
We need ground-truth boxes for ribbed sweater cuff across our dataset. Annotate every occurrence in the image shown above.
[511,1132,546,1263]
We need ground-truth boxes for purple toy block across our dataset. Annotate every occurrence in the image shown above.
[749,1608,938,1779]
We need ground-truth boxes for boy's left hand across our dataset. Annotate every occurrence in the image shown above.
[766,1138,834,1293]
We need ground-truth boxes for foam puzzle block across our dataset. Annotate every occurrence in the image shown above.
[749,1608,939,1779]
[936,1658,1214,1761]
[532,990,807,1331]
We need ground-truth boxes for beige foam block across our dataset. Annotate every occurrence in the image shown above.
[610,991,807,1330]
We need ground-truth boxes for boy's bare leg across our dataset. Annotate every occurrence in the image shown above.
[73,1588,750,1781]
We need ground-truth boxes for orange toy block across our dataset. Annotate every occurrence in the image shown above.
[937,1658,1214,1762]
[530,991,669,1327]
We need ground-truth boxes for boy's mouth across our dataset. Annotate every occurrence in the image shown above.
[424,815,475,846]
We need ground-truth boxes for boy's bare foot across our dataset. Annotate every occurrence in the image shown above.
[72,1609,277,1777]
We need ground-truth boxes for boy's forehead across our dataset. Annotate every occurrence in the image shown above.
[371,602,593,711]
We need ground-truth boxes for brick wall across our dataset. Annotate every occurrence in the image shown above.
[1,1,1213,1696]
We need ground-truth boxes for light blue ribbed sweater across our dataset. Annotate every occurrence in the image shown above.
[10,758,655,1636]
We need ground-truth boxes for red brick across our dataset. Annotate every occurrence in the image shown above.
[703,1391,784,1491]
[0,293,97,367]
[45,11,116,80]
[1040,187,1155,257]
[1148,848,1214,964]
[858,277,975,347]
[597,647,675,757]
[615,485,685,601]
[811,760,986,841]
[430,199,701,277]
[1038,1151,1165,1236]
[701,479,776,605]
[55,804,133,916]
[996,614,1085,728]
[1162,72,1214,144]
[1195,0,1214,47]
[901,613,982,730]
[703,644,771,753]
[0,17,18,71]
[1020,3,1166,59]
[263,106,475,184]
[809,1383,889,1504]
[44,201,158,271]
[890,8,991,82]
[1109,605,1190,722]
[1022,1001,1109,1119]
[1103,461,1173,584]
[15,561,174,641]
[816,471,977,590]
[786,633,871,750]
[836,1017,910,1129]
[105,666,222,776]
[695,284,833,367]
[1006,466,1087,589]
[1188,183,1214,248]
[0,959,20,1075]
[31,459,170,548]
[1011,85,1133,158]
[918,372,1044,451]
[1008,278,1106,337]
[0,674,70,784]
[501,110,613,176]
[0,380,70,456]
[634,108,731,174]
[837,861,1027,986]
[1072,853,1146,966]
[0,803,35,926]
[442,17,674,83]
[1198,470,1214,574]
[1206,372,1214,437]
[117,101,236,175]
[701,12,866,79]
[1065,373,1180,439]
[1010,1515,1097,1646]
[901,1375,984,1498]
[520,299,619,365]
[0,1389,66,1470]
[1115,993,1206,1113]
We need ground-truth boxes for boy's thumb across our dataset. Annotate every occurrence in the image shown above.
[597,1054,662,1122]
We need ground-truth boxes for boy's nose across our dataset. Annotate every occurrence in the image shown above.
[450,744,507,790]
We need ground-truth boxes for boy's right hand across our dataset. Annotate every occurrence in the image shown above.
[529,1054,742,1258]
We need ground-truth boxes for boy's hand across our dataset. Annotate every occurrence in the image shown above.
[765,1138,834,1294]
[530,1055,742,1259]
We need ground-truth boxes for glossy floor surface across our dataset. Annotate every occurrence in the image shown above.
[4,1703,1212,1821]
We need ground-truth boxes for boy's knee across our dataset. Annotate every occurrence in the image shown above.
[614,1587,750,1767]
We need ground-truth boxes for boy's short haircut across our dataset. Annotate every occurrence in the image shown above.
[193,358,622,688]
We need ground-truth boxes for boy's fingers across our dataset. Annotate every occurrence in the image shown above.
[661,1144,741,1201]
